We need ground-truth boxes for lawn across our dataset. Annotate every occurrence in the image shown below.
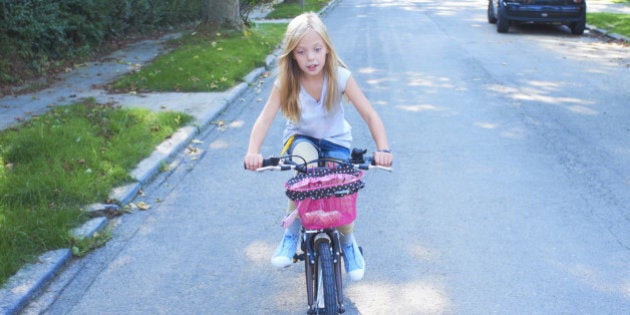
[111,23,287,93]
[0,100,191,285]
[266,0,330,19]
[588,12,630,38]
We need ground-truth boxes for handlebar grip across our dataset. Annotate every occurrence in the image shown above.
[262,157,280,167]
[244,157,281,170]
[358,157,393,171]
[366,157,376,165]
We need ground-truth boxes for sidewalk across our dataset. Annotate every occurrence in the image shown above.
[589,0,630,15]
[0,2,339,314]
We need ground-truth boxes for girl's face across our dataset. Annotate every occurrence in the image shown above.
[293,30,328,78]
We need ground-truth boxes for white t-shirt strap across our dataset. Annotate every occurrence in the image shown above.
[337,66,351,92]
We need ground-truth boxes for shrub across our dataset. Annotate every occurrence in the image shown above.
[0,0,207,90]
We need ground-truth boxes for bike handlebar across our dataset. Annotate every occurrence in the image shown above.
[252,154,393,173]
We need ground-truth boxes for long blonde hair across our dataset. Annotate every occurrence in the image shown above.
[277,12,346,123]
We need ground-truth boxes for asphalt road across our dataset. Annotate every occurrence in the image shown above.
[25,0,630,314]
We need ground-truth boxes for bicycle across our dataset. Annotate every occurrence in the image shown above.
[254,148,391,314]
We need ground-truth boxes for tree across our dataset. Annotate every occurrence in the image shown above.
[208,0,241,30]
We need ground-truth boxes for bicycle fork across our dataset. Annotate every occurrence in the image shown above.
[299,229,345,314]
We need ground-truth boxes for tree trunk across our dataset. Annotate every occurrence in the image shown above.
[208,0,241,30]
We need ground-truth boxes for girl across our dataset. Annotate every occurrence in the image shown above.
[244,12,392,281]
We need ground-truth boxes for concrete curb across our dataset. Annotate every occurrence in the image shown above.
[587,24,630,43]
[0,250,72,314]
[0,2,349,311]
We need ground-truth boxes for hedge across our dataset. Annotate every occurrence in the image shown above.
[0,0,207,88]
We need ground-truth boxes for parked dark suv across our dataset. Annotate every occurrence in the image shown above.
[487,0,587,35]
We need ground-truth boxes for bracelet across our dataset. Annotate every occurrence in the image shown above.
[377,149,391,153]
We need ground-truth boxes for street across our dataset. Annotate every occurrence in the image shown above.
[26,0,630,314]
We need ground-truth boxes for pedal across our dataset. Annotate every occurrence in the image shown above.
[293,253,305,263]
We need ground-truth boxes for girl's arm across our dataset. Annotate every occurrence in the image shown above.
[344,75,393,167]
[244,85,282,170]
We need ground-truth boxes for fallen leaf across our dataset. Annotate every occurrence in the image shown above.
[187,145,199,154]
[122,204,134,213]
[137,201,151,210]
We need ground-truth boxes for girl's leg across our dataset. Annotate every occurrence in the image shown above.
[319,139,350,163]
[271,139,319,268]
[339,222,364,281]
[318,140,365,280]
[290,137,320,168]
[337,222,353,235]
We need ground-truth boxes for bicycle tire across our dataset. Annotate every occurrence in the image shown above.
[316,241,338,314]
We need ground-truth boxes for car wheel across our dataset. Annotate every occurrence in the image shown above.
[570,17,586,35]
[488,0,497,24]
[496,2,510,33]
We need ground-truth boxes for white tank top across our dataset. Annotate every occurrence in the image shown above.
[283,67,352,149]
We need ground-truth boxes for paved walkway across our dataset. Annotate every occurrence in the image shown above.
[589,0,630,14]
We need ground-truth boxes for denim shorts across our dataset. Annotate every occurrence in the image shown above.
[287,135,350,162]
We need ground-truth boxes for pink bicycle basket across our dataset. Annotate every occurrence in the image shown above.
[285,165,364,230]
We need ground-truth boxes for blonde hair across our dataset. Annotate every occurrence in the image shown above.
[277,12,346,123]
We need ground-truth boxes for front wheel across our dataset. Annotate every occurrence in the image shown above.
[570,17,586,35]
[316,241,338,315]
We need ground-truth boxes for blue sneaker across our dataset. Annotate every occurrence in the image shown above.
[342,240,364,281]
[271,234,298,268]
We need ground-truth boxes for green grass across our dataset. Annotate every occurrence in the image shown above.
[0,99,191,285]
[588,12,630,38]
[266,0,330,19]
[111,23,287,93]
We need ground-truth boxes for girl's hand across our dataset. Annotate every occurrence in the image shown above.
[373,150,393,167]
[244,153,263,171]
